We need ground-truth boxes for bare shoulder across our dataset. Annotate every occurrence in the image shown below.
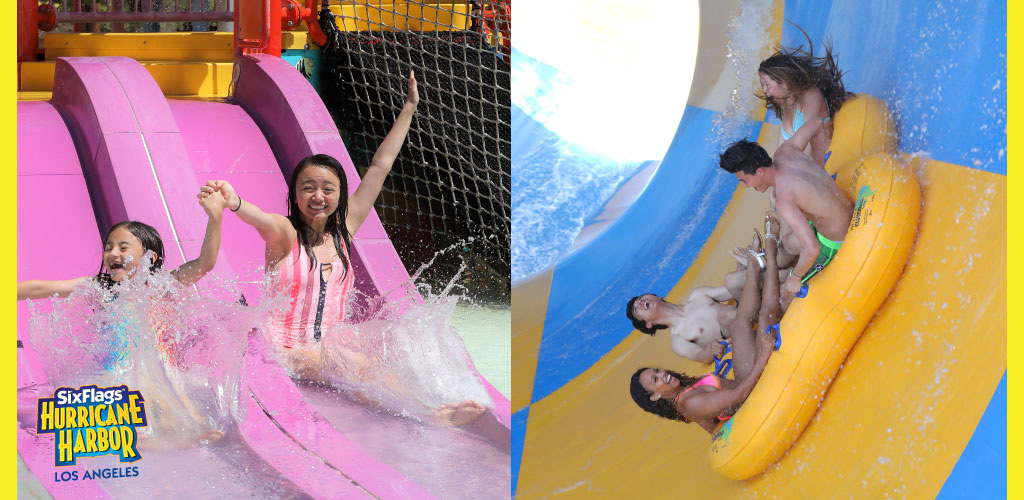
[266,212,292,227]
[774,140,799,159]
[265,214,298,263]
[801,86,827,109]
[266,213,296,237]
[776,143,819,171]
[686,287,716,302]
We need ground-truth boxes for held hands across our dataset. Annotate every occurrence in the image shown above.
[406,70,419,108]
[197,182,228,217]
[198,180,238,212]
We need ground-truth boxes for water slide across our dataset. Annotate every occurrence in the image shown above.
[18,53,510,499]
[512,0,1005,497]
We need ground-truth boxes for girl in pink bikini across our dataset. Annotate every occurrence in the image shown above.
[629,214,782,434]
[200,71,486,426]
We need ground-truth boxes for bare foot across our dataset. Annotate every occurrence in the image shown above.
[764,211,781,252]
[199,429,225,443]
[730,246,749,268]
[436,400,487,427]
[138,429,225,451]
[746,230,765,269]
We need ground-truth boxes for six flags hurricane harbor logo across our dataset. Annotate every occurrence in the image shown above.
[37,385,147,481]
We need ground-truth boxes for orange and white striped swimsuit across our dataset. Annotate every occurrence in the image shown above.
[267,237,354,349]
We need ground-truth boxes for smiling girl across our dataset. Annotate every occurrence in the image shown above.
[18,190,228,300]
[18,188,231,448]
[203,71,487,426]
[757,29,854,168]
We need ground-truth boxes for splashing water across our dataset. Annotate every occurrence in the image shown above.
[261,246,494,422]
[711,0,774,150]
[511,125,646,281]
[257,245,510,499]
[20,246,507,498]
[25,258,258,448]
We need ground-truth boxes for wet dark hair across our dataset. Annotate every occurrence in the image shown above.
[288,154,351,276]
[626,295,668,335]
[97,221,165,286]
[719,139,772,175]
[629,367,702,422]
[757,23,855,122]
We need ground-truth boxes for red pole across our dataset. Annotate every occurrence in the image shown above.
[74,0,86,32]
[17,0,39,62]
[267,0,281,57]
[113,0,124,33]
[235,0,280,57]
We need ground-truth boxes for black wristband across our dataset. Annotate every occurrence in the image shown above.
[231,196,242,212]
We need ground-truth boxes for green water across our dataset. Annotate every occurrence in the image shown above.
[17,454,52,500]
[452,302,511,399]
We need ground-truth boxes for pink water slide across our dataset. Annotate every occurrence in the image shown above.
[17,55,509,499]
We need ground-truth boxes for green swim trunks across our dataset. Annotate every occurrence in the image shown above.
[801,221,842,283]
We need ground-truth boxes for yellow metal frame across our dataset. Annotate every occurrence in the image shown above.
[328,2,471,32]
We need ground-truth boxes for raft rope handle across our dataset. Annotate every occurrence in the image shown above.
[713,341,733,378]
[766,323,782,351]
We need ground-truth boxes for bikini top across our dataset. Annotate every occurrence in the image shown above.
[672,374,731,423]
[780,103,831,141]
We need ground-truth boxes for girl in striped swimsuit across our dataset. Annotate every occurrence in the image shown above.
[203,71,486,427]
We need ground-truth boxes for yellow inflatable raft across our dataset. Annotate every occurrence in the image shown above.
[708,95,921,479]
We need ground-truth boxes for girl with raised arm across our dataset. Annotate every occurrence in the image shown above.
[202,71,487,426]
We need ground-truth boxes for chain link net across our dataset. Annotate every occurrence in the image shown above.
[318,1,510,304]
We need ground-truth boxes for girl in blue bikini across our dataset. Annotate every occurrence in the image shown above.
[630,215,781,434]
[758,28,854,169]
[18,188,231,447]
[17,189,228,300]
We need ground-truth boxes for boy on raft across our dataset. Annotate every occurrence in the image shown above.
[718,118,853,308]
[625,287,736,364]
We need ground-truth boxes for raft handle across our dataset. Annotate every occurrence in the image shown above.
[766,323,782,351]
[714,341,733,378]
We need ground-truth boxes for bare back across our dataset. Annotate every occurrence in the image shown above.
[773,145,853,242]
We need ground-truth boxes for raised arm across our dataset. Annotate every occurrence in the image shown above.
[200,180,295,262]
[347,70,419,235]
[172,187,227,286]
[779,114,823,156]
[687,286,733,303]
[670,337,716,365]
[18,277,91,300]
[679,331,775,428]
[802,88,833,168]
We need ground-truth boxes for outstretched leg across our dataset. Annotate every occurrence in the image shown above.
[436,401,487,426]
[724,269,745,300]
[729,231,764,382]
[759,212,783,330]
